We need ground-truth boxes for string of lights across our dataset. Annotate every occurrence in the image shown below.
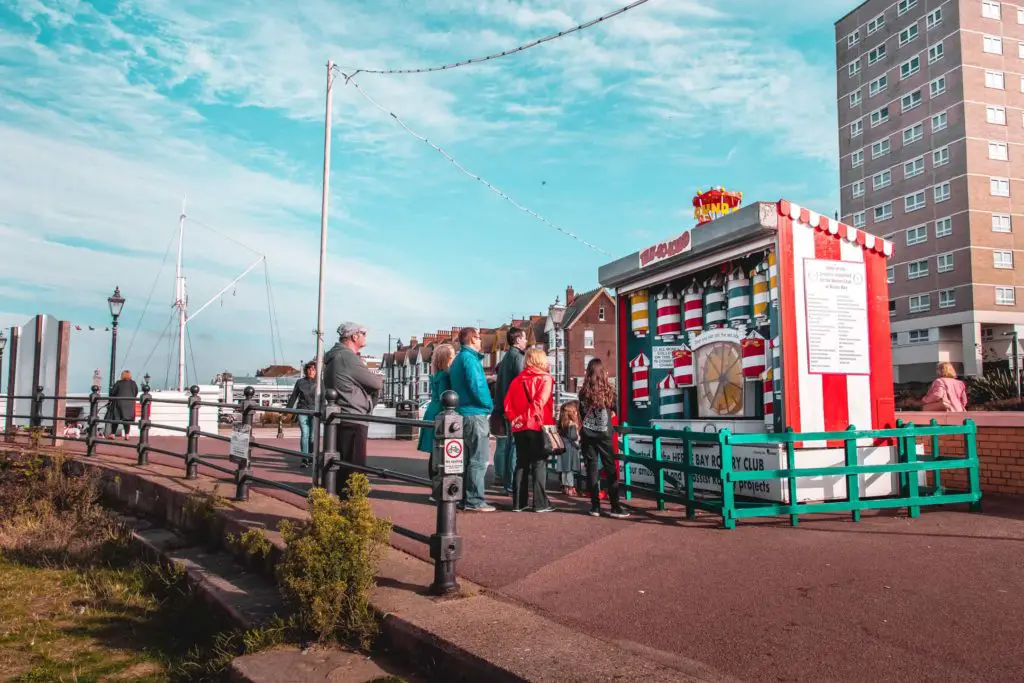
[337,0,651,77]
[342,75,610,256]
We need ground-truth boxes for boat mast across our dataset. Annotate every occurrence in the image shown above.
[174,195,187,392]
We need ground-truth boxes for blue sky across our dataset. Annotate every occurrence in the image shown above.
[0,0,854,390]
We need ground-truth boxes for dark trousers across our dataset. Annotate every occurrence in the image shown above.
[512,430,550,511]
[336,421,368,497]
[582,432,621,511]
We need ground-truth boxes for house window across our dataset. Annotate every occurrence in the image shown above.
[989,142,1008,160]
[870,75,888,96]
[890,332,898,344]
[874,203,893,222]
[852,180,866,198]
[939,289,956,309]
[898,0,917,15]
[909,329,930,344]
[933,146,950,166]
[994,250,1014,269]
[852,149,864,167]
[936,216,953,238]
[871,139,891,159]
[996,287,1016,305]
[909,294,931,313]
[904,156,925,178]
[872,170,891,190]
[871,106,890,127]
[928,42,944,64]
[934,182,951,203]
[900,56,921,80]
[926,8,942,29]
[1020,43,1024,59]
[848,30,860,47]
[982,1,1001,20]
[931,112,948,132]
[848,60,861,77]
[1019,7,1024,23]
[851,118,863,137]
[903,123,924,145]
[991,177,1011,196]
[598,306,605,321]
[908,259,929,279]
[937,252,954,272]
[889,299,897,316]
[905,191,926,213]
[868,44,886,65]
[986,70,1005,90]
[930,76,946,98]
[987,105,1006,125]
[584,329,595,348]
[853,211,866,228]
[906,224,928,245]
[887,266,895,283]
[850,90,862,107]
[899,24,919,47]
[984,35,1004,54]
[992,213,1012,233]
[901,90,922,112]
[867,14,885,34]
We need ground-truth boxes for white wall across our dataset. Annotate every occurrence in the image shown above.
[147,385,219,436]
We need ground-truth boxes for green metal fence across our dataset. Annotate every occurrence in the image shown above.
[616,419,982,529]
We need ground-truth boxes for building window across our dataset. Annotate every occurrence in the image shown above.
[903,123,924,145]
[909,294,931,313]
[852,149,864,167]
[986,70,1005,90]
[908,259,929,279]
[989,141,1008,160]
[899,24,919,46]
[870,106,890,127]
[889,299,897,316]
[898,0,917,15]
[871,139,891,159]
[933,146,950,166]
[934,182,951,203]
[598,306,605,321]
[875,203,893,222]
[872,169,892,190]
[904,156,925,178]
[901,90,922,112]
[868,44,886,65]
[926,8,942,29]
[991,177,1011,196]
[852,179,865,198]
[996,287,1016,305]
[987,105,1006,125]
[984,35,1004,54]
[1019,43,1024,59]
[850,118,863,137]
[890,332,898,345]
[908,329,931,344]
[848,60,861,77]
[931,112,948,132]
[848,30,860,47]
[906,224,928,245]
[850,91,862,108]
[983,1,1001,20]
[900,56,921,80]
[936,216,953,237]
[887,266,895,283]
[939,289,956,309]
[584,329,595,348]
[994,250,1014,269]
[937,252,954,272]
[853,211,866,228]
[870,75,888,97]
[930,76,946,98]
[992,213,1012,233]
[928,42,944,64]
[905,191,926,213]
[867,14,885,34]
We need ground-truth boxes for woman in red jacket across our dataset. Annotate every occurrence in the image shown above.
[503,348,555,513]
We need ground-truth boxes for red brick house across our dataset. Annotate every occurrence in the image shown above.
[551,286,617,392]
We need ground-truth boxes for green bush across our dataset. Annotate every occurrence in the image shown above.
[226,527,273,573]
[966,369,1021,405]
[276,476,390,647]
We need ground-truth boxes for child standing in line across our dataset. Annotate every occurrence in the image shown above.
[556,401,582,496]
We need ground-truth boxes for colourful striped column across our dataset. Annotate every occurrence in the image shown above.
[683,280,704,332]
[763,368,774,428]
[768,249,779,302]
[769,301,781,428]
[752,260,770,322]
[630,352,650,407]
[655,286,682,341]
[672,344,694,386]
[726,266,751,328]
[741,330,766,379]
[658,374,684,418]
[703,275,726,328]
[630,290,649,338]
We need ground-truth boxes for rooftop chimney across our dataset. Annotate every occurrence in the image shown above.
[409,335,418,345]
[566,285,576,305]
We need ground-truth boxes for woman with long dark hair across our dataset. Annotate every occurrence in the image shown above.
[578,358,628,518]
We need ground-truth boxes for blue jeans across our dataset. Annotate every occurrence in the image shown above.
[461,414,490,509]
[297,415,315,456]
[493,421,517,491]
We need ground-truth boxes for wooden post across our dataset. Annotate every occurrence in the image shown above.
[51,321,70,446]
[3,326,18,443]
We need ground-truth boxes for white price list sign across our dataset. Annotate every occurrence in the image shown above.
[803,259,870,375]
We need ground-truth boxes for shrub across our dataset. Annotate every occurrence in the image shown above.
[966,369,1021,405]
[974,397,1024,411]
[276,476,390,647]
[182,487,225,548]
[226,527,273,572]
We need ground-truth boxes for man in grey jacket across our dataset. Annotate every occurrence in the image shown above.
[492,327,526,493]
[323,321,383,495]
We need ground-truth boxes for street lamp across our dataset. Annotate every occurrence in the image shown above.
[0,330,7,393]
[143,372,151,388]
[1002,330,1021,398]
[107,286,125,393]
[548,296,566,410]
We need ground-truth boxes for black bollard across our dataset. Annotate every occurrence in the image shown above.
[137,384,152,465]
[321,389,340,495]
[231,387,256,502]
[429,390,463,595]
[185,385,201,479]
[86,385,101,457]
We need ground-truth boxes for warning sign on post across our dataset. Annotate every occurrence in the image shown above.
[230,424,251,463]
[443,438,464,475]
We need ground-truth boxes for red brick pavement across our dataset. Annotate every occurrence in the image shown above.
[34,434,1024,683]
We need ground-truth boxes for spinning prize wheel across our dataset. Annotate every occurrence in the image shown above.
[696,341,744,417]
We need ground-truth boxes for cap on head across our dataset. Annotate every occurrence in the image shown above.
[337,321,367,341]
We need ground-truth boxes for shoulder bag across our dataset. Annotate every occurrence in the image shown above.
[522,381,565,456]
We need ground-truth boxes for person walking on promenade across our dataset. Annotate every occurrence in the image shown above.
[492,327,527,494]
[503,348,556,512]
[417,343,455,502]
[449,327,495,512]
[922,362,968,412]
[106,370,139,440]
[556,401,582,496]
[578,358,629,519]
[286,361,318,468]
[324,322,383,496]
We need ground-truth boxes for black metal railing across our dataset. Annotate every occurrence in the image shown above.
[2,384,465,595]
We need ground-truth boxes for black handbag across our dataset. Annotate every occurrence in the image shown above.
[522,381,565,456]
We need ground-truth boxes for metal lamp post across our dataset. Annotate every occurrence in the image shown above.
[143,372,151,388]
[0,330,7,393]
[107,286,125,393]
[548,296,566,411]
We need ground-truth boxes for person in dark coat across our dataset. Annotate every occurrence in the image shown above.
[106,370,139,439]
[287,361,318,467]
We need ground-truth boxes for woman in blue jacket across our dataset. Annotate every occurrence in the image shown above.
[417,343,456,492]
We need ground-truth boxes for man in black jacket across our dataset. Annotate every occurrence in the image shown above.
[492,327,526,493]
[286,361,317,467]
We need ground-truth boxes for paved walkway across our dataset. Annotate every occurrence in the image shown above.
[32,434,1024,683]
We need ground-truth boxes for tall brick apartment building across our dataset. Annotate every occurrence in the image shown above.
[553,286,617,392]
[836,0,1024,381]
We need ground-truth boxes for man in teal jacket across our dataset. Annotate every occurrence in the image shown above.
[449,327,495,511]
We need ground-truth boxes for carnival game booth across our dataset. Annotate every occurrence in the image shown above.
[598,198,918,513]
